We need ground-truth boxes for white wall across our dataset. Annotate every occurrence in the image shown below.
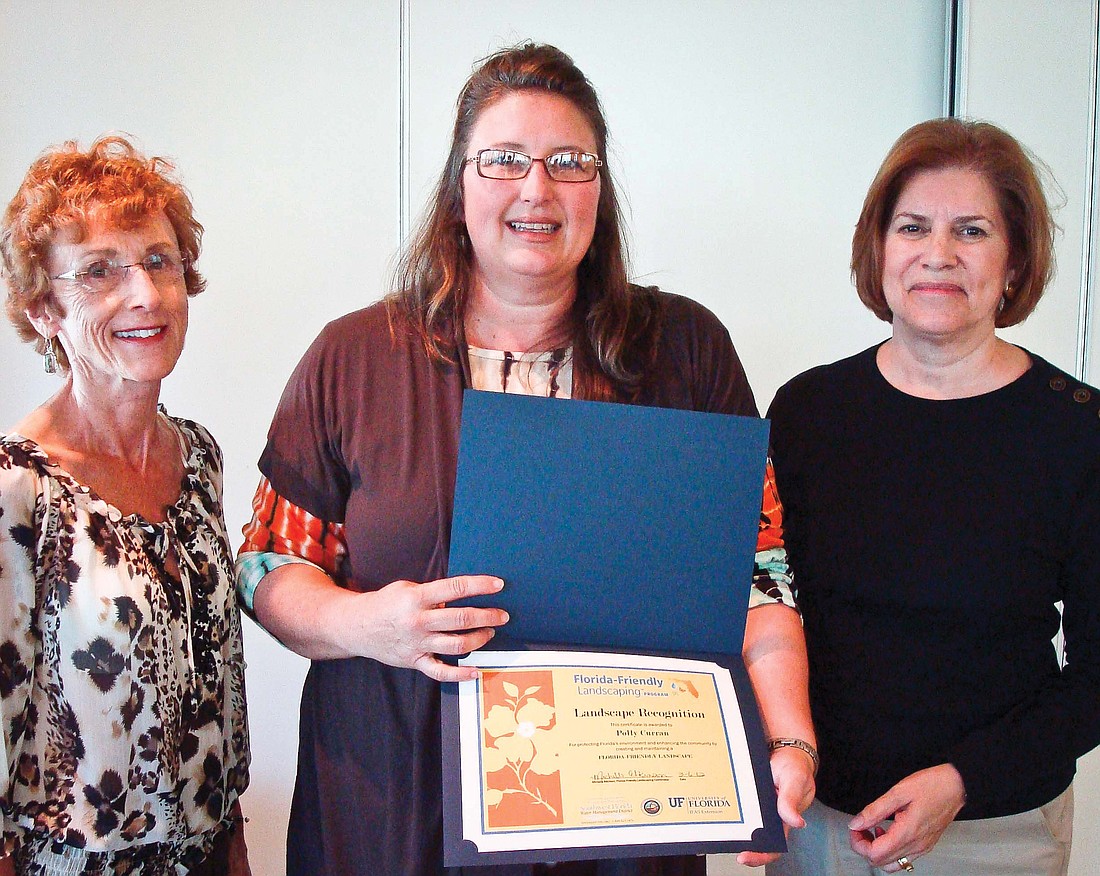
[956,0,1097,375]
[1,2,1092,875]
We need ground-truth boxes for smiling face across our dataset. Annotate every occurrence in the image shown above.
[462,91,601,301]
[882,166,1013,344]
[32,210,189,392]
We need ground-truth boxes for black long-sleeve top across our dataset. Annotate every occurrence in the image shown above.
[767,344,1100,819]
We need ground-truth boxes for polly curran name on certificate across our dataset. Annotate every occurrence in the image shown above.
[454,650,764,854]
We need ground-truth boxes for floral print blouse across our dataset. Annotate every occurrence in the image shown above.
[0,415,249,866]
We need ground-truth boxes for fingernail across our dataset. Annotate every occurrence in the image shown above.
[500,611,510,623]
[494,578,505,590]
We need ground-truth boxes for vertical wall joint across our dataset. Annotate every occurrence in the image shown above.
[1078,2,1099,382]
[399,0,412,244]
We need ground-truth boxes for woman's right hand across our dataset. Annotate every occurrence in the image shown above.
[253,564,509,681]
[847,763,966,871]
[360,575,509,681]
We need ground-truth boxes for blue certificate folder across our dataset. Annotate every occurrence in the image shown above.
[443,390,784,865]
[449,389,771,652]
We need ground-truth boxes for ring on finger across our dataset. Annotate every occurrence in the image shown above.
[896,856,915,872]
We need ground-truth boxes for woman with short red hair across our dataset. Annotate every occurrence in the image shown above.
[0,136,250,875]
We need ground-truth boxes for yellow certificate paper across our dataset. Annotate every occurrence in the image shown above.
[453,650,763,856]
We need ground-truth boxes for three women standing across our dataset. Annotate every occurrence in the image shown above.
[6,49,1089,876]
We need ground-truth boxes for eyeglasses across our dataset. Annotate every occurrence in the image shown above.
[53,252,188,294]
[466,149,603,183]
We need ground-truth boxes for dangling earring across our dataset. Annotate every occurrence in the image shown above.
[999,282,1012,314]
[42,336,58,374]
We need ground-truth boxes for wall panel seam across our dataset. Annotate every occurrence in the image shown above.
[944,0,960,116]
[950,0,970,117]
[400,0,412,245]
[1078,0,1099,381]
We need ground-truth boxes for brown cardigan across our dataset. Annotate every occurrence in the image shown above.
[259,289,757,876]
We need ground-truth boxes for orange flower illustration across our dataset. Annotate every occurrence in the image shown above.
[480,670,563,827]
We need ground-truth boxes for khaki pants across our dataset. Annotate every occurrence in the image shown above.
[766,787,1073,876]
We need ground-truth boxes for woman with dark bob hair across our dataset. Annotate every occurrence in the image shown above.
[767,117,1100,876]
[237,42,816,875]
[0,137,250,874]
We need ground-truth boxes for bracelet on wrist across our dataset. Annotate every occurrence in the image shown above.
[768,737,819,775]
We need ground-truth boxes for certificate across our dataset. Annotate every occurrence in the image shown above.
[441,648,782,866]
[443,391,784,863]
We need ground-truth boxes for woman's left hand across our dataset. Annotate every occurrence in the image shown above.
[847,763,966,871]
[736,745,816,867]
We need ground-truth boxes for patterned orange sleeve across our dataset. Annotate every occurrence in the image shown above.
[235,477,350,615]
[240,476,348,575]
[757,458,785,553]
[751,459,796,610]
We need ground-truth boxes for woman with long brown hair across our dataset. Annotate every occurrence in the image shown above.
[238,43,814,875]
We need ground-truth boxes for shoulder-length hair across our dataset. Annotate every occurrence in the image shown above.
[851,117,1055,328]
[1,135,204,370]
[387,42,660,400]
